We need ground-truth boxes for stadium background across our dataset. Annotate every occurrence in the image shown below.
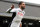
[0,0,40,17]
[0,0,40,27]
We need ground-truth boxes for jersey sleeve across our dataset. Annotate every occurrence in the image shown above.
[6,8,11,12]
[10,8,16,12]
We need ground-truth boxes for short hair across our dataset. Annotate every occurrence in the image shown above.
[18,1,24,5]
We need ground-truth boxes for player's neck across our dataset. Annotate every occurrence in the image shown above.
[19,7,24,11]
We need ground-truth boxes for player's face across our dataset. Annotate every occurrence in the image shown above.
[21,3,25,9]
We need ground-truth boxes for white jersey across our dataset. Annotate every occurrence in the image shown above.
[10,8,25,27]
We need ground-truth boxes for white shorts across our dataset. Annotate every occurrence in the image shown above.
[10,21,21,27]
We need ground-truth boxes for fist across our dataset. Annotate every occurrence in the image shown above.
[11,4,14,9]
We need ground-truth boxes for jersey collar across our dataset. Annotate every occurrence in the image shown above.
[18,8,24,11]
